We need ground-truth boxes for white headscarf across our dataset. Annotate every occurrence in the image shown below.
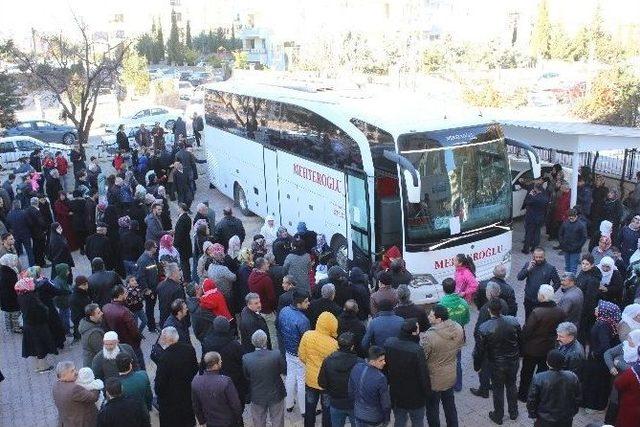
[622,303,640,331]
[259,215,278,247]
[623,329,640,363]
[599,220,613,238]
[597,256,617,285]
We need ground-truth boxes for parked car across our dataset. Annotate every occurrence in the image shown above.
[104,106,184,134]
[100,128,194,153]
[0,136,71,170]
[190,71,214,86]
[3,120,77,144]
[178,81,195,100]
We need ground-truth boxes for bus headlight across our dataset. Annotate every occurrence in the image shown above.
[410,274,438,288]
[502,249,512,264]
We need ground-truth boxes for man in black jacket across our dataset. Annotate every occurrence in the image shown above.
[384,319,430,426]
[156,262,187,328]
[473,299,522,425]
[238,293,271,353]
[337,300,367,358]
[173,203,192,278]
[318,332,361,426]
[307,283,342,329]
[558,209,588,274]
[214,207,246,250]
[85,223,116,271]
[135,240,159,332]
[526,349,581,427]
[173,162,194,211]
[25,197,48,267]
[516,248,561,319]
[98,378,150,427]
[555,322,585,378]
[88,257,122,307]
[475,264,517,316]
[191,112,204,147]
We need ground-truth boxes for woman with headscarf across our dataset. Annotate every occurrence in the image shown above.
[620,304,640,342]
[15,276,57,372]
[53,191,79,251]
[206,243,236,303]
[159,233,180,264]
[604,329,640,423]
[199,278,232,320]
[294,221,316,254]
[577,253,603,344]
[550,183,571,241]
[52,263,72,336]
[47,222,74,281]
[27,266,68,350]
[582,300,621,411]
[227,235,241,259]
[192,220,211,283]
[259,215,278,252]
[0,254,22,333]
[251,234,267,259]
[598,256,624,306]
[613,340,640,427]
[157,186,172,230]
[45,168,62,207]
[379,245,402,272]
[589,220,614,252]
[234,248,253,314]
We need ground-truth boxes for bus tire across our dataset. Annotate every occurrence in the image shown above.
[331,234,348,270]
[234,183,253,216]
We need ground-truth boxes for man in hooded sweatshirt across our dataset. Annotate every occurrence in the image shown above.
[298,311,339,427]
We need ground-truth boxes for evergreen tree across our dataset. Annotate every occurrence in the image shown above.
[166,10,183,65]
[530,0,551,59]
[186,20,192,49]
[156,19,165,63]
[0,71,22,128]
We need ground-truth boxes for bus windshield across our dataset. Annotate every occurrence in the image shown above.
[399,125,512,245]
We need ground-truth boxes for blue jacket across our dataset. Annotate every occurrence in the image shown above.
[6,209,31,240]
[618,226,640,263]
[523,190,549,225]
[277,305,309,356]
[361,311,403,350]
[349,362,391,424]
[577,185,593,217]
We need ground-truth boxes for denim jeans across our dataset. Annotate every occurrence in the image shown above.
[58,307,71,334]
[394,406,425,427]
[454,350,462,392]
[330,406,355,427]
[564,252,580,273]
[133,309,147,333]
[426,388,458,427]
[304,386,330,427]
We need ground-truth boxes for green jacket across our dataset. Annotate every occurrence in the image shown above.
[439,294,470,326]
[53,263,71,310]
[120,370,153,411]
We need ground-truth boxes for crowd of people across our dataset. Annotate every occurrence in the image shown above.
[2,137,640,427]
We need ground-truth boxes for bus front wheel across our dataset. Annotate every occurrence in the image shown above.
[331,235,348,270]
[234,184,253,216]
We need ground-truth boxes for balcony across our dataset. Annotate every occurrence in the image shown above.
[238,27,269,39]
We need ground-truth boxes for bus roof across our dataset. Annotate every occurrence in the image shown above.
[204,81,493,137]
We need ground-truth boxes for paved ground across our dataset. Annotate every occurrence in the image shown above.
[0,143,603,426]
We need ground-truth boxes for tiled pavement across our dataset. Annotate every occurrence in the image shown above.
[0,150,603,426]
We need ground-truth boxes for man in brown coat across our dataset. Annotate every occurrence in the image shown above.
[421,304,464,427]
[52,360,100,427]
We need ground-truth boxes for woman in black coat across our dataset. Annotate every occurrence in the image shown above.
[15,277,58,370]
[577,253,603,345]
[47,222,74,278]
[597,256,624,307]
[31,268,69,349]
[0,255,21,332]
[200,317,248,407]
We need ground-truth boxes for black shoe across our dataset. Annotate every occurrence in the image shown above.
[509,412,518,421]
[470,388,489,398]
[488,411,503,425]
[286,407,294,413]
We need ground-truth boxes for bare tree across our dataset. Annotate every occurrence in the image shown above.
[10,16,130,154]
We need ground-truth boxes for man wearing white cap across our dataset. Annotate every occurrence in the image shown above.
[91,331,139,381]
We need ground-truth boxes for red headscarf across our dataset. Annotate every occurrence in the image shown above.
[381,246,401,270]
[159,234,174,250]
[199,279,232,320]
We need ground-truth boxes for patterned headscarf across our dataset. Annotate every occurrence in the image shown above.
[14,277,35,294]
[118,215,131,229]
[211,243,225,262]
[597,300,622,335]
[159,234,174,250]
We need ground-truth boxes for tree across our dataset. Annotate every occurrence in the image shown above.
[136,33,155,63]
[155,20,165,63]
[0,42,22,128]
[166,10,183,65]
[120,50,149,97]
[574,67,640,126]
[9,17,128,153]
[185,20,192,49]
[531,0,551,59]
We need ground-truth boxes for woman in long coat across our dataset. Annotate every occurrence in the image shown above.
[28,266,68,350]
[53,191,79,251]
[15,276,57,372]
[48,222,75,280]
[614,355,640,427]
[0,254,21,333]
[582,300,621,411]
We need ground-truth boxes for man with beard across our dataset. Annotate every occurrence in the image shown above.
[79,303,104,367]
[25,197,48,268]
[516,248,561,320]
[91,331,139,381]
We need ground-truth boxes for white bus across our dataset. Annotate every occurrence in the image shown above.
[203,82,517,303]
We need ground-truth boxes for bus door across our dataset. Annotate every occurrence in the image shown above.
[263,146,281,224]
[346,169,372,271]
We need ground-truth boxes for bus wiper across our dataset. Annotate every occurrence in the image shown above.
[428,223,509,250]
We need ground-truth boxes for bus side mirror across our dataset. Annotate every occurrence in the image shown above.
[404,170,422,204]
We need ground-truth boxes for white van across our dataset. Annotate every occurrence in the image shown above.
[0,136,70,171]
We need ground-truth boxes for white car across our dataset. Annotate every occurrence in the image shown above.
[178,81,195,100]
[0,136,71,170]
[105,106,184,134]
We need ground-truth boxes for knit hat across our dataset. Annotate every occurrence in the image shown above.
[76,367,104,390]
[103,331,118,341]
[202,241,214,255]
